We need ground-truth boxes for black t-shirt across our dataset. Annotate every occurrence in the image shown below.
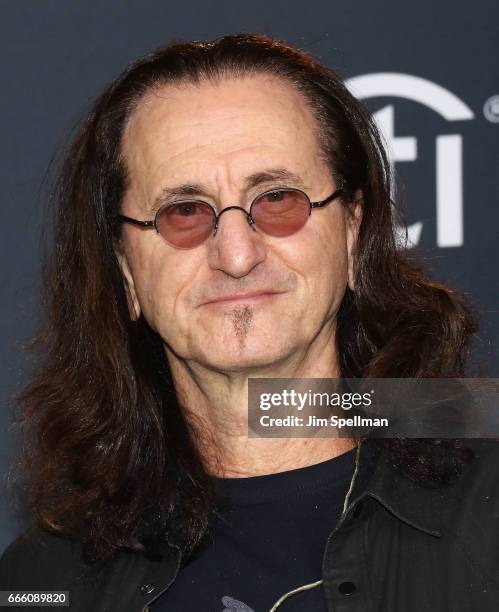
[152,447,375,612]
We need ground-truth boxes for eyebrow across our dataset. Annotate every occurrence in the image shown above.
[147,167,308,215]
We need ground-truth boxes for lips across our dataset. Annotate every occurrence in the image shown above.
[200,290,282,306]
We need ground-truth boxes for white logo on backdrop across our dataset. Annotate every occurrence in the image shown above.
[346,73,475,247]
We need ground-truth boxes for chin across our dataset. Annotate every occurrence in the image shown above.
[199,339,295,372]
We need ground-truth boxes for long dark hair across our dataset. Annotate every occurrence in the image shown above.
[14,34,478,562]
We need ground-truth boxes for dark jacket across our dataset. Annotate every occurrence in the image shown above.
[1,438,499,611]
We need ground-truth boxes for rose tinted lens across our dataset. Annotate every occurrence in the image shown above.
[252,189,310,237]
[156,201,215,248]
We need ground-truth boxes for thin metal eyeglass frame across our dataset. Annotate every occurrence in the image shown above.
[115,187,345,246]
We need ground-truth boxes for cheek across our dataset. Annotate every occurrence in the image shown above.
[291,208,348,270]
[151,267,192,325]
[126,239,198,329]
[293,214,349,310]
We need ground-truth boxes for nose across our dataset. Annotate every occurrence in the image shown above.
[206,205,267,278]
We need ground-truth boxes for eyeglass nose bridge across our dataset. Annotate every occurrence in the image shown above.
[212,205,257,236]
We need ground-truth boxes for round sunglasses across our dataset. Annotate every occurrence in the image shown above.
[116,187,344,249]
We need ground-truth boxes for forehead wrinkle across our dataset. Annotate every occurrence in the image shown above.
[125,77,320,170]
[122,76,325,217]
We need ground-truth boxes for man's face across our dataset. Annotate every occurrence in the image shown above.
[118,74,360,371]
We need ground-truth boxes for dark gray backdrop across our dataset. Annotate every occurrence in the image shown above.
[1,0,498,552]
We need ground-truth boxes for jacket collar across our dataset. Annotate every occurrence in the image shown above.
[349,438,442,537]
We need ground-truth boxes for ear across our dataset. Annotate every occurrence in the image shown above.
[345,190,363,291]
[115,248,141,321]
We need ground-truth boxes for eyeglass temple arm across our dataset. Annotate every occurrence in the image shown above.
[310,188,345,209]
[116,214,155,228]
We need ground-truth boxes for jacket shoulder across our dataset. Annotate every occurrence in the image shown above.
[445,439,499,591]
[462,438,499,492]
[444,439,499,515]
[0,524,87,591]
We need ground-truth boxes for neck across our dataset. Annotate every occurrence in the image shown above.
[165,326,356,477]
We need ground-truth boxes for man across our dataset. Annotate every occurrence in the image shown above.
[1,34,498,611]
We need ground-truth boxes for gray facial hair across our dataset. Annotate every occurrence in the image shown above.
[228,304,254,350]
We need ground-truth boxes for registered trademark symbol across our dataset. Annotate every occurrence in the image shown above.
[483,95,499,123]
